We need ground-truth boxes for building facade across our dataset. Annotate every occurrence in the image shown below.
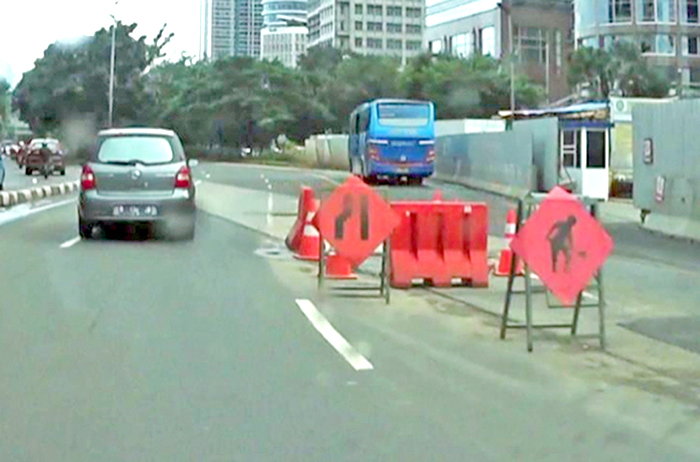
[200,0,263,59]
[261,26,309,66]
[425,0,574,102]
[307,0,425,60]
[575,0,700,90]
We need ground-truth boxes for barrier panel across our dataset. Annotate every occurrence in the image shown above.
[389,194,488,288]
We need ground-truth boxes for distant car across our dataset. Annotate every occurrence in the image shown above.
[23,138,65,177]
[78,127,197,240]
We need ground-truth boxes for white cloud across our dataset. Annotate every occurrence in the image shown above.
[0,0,201,86]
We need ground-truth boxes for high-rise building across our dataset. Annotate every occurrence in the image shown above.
[306,0,425,60]
[425,0,573,102]
[200,0,264,59]
[260,0,308,67]
[234,0,264,56]
[575,0,700,92]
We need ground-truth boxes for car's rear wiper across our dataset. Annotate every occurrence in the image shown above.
[103,160,144,166]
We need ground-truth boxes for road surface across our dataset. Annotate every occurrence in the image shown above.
[0,165,698,461]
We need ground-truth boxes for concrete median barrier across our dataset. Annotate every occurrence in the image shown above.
[0,180,79,208]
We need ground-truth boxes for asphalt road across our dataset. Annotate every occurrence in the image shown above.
[1,155,81,191]
[0,171,698,460]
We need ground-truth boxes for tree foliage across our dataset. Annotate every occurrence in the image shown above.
[12,22,172,135]
[0,79,10,137]
[13,25,547,147]
[568,43,671,98]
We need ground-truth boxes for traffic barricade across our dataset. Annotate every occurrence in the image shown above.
[389,195,488,288]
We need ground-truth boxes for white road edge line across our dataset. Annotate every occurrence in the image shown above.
[60,236,81,249]
[195,180,202,186]
[295,299,374,371]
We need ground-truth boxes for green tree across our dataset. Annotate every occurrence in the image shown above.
[0,79,10,137]
[402,53,544,118]
[13,22,172,134]
[568,43,670,98]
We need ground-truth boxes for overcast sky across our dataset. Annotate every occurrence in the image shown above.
[0,0,201,86]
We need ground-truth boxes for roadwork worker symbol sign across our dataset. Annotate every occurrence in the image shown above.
[510,187,614,305]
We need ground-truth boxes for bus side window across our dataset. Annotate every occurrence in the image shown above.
[354,114,360,134]
[359,109,369,133]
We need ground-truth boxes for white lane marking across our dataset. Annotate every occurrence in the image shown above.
[295,299,374,371]
[205,173,211,179]
[195,180,202,186]
[311,173,341,185]
[266,193,273,227]
[60,236,81,249]
[0,198,76,227]
[267,183,272,190]
[260,174,265,179]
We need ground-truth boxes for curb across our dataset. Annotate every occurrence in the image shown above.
[0,181,80,208]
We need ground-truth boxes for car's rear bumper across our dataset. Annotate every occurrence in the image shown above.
[79,189,195,223]
[368,161,434,177]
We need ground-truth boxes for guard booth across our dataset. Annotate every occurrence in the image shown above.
[559,120,611,200]
[500,102,612,200]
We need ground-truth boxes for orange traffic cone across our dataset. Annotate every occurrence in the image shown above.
[494,209,524,277]
[294,207,321,261]
[324,253,357,279]
[286,187,319,252]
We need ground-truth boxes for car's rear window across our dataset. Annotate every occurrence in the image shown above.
[97,136,175,164]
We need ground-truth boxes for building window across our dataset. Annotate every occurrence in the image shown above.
[387,39,402,50]
[515,27,547,63]
[367,21,382,31]
[450,33,472,58]
[641,34,676,54]
[684,0,699,22]
[355,4,362,14]
[387,6,402,16]
[406,40,422,51]
[340,2,349,14]
[636,0,677,22]
[683,36,700,54]
[386,23,402,33]
[340,21,346,31]
[480,26,496,56]
[355,37,363,47]
[430,40,442,53]
[367,38,383,48]
[355,21,362,30]
[367,4,382,15]
[609,0,632,23]
[406,24,421,34]
[406,7,421,18]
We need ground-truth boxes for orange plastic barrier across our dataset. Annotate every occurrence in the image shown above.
[390,196,488,288]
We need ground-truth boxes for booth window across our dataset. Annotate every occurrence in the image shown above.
[562,130,581,168]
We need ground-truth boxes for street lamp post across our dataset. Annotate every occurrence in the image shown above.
[108,17,116,127]
[498,1,515,126]
[108,2,119,127]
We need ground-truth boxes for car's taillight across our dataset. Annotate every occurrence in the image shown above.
[81,165,95,190]
[427,147,436,162]
[175,166,191,188]
[368,145,381,161]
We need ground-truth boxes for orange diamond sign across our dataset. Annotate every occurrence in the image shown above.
[313,176,400,267]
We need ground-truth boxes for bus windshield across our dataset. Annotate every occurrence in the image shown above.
[377,103,431,127]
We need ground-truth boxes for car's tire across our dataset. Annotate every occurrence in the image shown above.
[25,168,31,176]
[408,176,423,186]
[78,217,93,239]
[60,169,66,176]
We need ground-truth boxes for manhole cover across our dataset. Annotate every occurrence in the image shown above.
[254,246,291,260]
[619,316,700,354]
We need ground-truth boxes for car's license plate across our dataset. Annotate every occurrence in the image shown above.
[112,205,159,217]
[396,167,409,173]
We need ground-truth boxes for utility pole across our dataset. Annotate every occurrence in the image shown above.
[108,1,119,128]
[499,1,515,126]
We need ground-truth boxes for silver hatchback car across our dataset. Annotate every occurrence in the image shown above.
[78,128,197,240]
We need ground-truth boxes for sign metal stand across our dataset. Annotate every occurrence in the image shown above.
[315,185,393,304]
[499,193,607,352]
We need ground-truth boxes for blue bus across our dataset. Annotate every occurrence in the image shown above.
[348,99,436,185]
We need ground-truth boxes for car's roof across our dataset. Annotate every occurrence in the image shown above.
[97,128,177,137]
